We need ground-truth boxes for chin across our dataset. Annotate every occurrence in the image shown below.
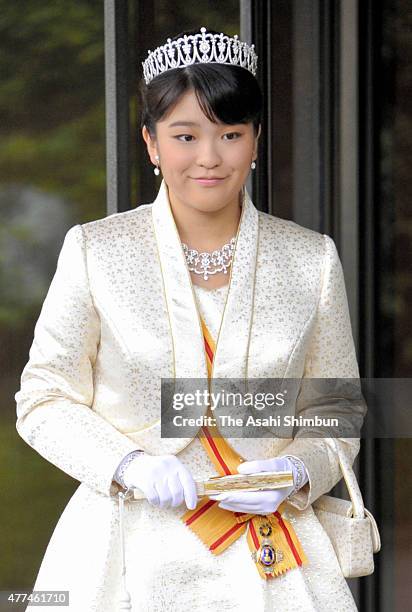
[191,200,225,212]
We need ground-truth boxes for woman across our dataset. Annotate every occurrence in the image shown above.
[15,27,361,611]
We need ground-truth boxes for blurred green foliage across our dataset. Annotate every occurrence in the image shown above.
[0,0,106,222]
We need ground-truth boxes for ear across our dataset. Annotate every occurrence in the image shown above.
[141,125,158,165]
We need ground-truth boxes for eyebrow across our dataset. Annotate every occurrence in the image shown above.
[167,121,245,130]
[168,121,201,128]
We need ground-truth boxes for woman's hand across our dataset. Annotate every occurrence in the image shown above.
[122,453,198,511]
[208,456,308,515]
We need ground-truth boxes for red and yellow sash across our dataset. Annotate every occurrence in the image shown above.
[180,317,308,579]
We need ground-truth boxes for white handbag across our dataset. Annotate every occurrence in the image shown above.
[312,440,381,578]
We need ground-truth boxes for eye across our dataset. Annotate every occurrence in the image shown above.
[173,132,243,143]
[174,134,194,142]
[223,132,242,140]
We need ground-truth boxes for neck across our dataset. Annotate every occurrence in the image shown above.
[167,187,243,251]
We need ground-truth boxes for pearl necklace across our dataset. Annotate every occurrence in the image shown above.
[182,237,236,280]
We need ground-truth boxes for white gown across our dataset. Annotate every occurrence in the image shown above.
[115,283,359,612]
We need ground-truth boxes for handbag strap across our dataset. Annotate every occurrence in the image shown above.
[329,438,382,552]
[329,437,366,518]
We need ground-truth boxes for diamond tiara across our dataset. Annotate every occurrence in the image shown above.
[142,26,258,85]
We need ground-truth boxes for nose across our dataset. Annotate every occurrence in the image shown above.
[196,140,222,168]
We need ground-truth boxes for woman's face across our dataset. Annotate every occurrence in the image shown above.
[142,89,261,214]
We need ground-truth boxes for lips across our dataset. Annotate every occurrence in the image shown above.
[192,176,226,186]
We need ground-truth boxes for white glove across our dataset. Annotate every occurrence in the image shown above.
[208,456,308,515]
[122,453,198,511]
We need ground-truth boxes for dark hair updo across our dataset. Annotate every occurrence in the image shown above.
[139,28,262,140]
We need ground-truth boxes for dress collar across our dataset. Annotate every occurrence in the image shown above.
[151,178,259,381]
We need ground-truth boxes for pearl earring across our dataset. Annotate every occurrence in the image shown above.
[154,154,160,176]
[251,160,256,170]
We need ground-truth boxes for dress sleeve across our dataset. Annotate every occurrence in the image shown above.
[278,234,365,511]
[15,224,143,498]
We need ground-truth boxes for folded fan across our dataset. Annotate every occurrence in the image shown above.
[131,469,294,500]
